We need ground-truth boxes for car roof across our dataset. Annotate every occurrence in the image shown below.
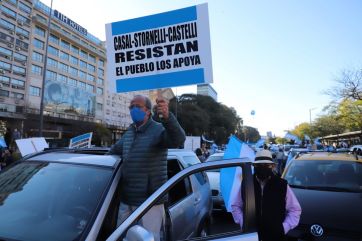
[295,152,360,162]
[209,152,225,157]
[25,149,119,168]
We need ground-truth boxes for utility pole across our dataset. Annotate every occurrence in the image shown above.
[309,107,316,125]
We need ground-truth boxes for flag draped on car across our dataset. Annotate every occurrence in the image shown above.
[220,135,255,211]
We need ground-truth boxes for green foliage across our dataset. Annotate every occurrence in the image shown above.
[275,137,287,144]
[236,126,260,143]
[169,94,243,145]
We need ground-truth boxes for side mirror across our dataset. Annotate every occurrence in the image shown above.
[123,225,154,241]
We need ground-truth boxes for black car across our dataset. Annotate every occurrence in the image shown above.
[283,152,362,241]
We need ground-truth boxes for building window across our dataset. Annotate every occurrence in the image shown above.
[0,46,12,58]
[13,52,27,62]
[98,59,104,67]
[29,86,40,97]
[80,50,88,59]
[31,65,42,75]
[87,64,95,73]
[89,55,96,63]
[98,68,104,77]
[49,34,59,45]
[32,52,43,62]
[0,90,9,97]
[12,65,25,75]
[0,76,10,84]
[79,70,86,79]
[58,62,68,72]
[48,46,59,56]
[46,70,57,80]
[17,14,31,25]
[33,38,44,50]
[96,87,103,95]
[60,40,70,50]
[69,66,78,76]
[97,78,103,85]
[34,26,45,38]
[57,74,67,83]
[86,84,94,93]
[10,92,24,99]
[0,19,15,30]
[47,58,57,68]
[18,2,32,14]
[68,78,77,86]
[7,0,17,6]
[87,74,95,82]
[16,27,29,38]
[96,103,103,111]
[71,45,79,55]
[11,78,25,87]
[1,6,17,19]
[70,56,78,65]
[59,51,69,61]
[78,81,86,89]
[79,60,87,69]
[16,39,28,50]
[0,61,11,71]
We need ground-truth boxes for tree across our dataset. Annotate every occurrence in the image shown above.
[92,123,112,146]
[169,94,243,145]
[275,137,287,144]
[326,69,362,101]
[291,122,314,139]
[238,126,260,143]
[311,114,345,137]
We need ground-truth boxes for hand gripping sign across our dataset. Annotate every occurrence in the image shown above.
[105,4,213,93]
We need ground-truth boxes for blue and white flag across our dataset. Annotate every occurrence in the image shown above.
[304,134,311,141]
[220,135,256,212]
[69,133,93,148]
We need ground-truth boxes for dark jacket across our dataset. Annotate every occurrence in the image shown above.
[254,175,288,241]
[109,113,185,206]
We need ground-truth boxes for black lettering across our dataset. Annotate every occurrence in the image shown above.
[135,49,146,60]
[186,40,198,53]
[174,43,186,55]
[153,46,164,58]
[115,52,125,63]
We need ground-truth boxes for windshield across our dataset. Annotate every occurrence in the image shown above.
[284,160,362,193]
[0,161,113,241]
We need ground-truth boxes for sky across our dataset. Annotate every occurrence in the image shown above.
[42,0,362,137]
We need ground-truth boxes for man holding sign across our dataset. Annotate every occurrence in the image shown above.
[109,95,185,241]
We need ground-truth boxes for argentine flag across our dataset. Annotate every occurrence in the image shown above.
[220,135,256,212]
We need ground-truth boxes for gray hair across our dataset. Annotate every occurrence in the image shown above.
[133,95,152,110]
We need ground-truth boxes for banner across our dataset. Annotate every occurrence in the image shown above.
[220,136,256,212]
[69,133,93,148]
[105,4,213,93]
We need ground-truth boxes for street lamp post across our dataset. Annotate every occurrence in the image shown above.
[39,0,53,137]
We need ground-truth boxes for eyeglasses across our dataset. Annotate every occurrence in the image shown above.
[128,104,145,110]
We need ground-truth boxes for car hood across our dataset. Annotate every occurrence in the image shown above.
[292,188,362,233]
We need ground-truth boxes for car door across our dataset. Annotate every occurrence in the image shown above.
[167,157,196,240]
[105,159,258,241]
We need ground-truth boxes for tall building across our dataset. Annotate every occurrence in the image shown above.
[197,84,217,101]
[0,0,155,144]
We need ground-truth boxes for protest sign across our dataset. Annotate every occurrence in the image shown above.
[105,4,213,92]
[69,133,92,148]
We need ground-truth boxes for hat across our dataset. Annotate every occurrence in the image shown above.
[254,150,274,164]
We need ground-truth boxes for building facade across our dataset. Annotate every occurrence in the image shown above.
[0,0,167,145]
[197,83,217,101]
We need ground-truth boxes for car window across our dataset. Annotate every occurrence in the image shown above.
[0,161,113,241]
[284,160,362,192]
[168,159,192,206]
[206,155,224,162]
[183,156,208,185]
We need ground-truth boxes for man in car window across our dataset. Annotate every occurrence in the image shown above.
[231,149,302,241]
[109,95,185,241]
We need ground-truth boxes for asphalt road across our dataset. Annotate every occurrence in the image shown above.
[210,210,240,234]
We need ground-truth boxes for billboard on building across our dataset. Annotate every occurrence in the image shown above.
[44,81,95,116]
[105,3,213,93]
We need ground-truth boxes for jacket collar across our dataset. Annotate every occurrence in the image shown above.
[132,117,153,133]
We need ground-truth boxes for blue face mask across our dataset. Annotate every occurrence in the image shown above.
[130,107,146,124]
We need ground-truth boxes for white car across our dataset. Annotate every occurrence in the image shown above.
[205,152,225,211]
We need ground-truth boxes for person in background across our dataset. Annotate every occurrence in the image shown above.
[195,148,206,162]
[276,148,285,175]
[231,149,302,241]
[109,95,185,241]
